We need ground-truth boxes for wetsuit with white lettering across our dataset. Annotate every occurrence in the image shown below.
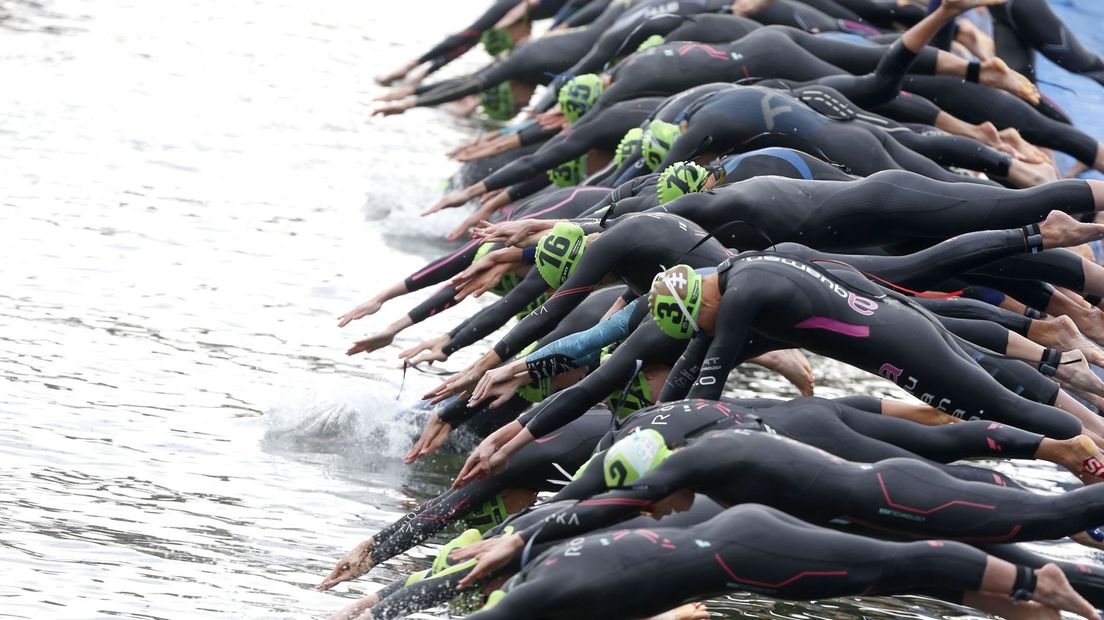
[671,254,1084,438]
[467,504,1016,620]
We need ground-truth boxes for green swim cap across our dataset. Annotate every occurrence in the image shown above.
[614,127,644,167]
[480,82,516,121]
[481,27,514,57]
[557,73,604,122]
[603,428,671,487]
[648,264,703,340]
[656,161,709,205]
[535,222,587,287]
[462,495,510,534]
[641,119,681,171]
[546,154,587,187]
[636,34,666,53]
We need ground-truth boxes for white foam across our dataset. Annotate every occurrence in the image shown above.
[261,377,424,462]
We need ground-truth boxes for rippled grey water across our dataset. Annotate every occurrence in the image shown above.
[0,0,1099,618]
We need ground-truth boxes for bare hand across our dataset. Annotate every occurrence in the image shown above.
[452,422,523,488]
[451,534,525,589]
[454,263,516,301]
[372,99,415,117]
[318,538,376,591]
[469,366,530,408]
[404,413,453,463]
[473,219,555,246]
[423,189,473,216]
[373,85,416,102]
[424,358,496,403]
[346,331,395,356]
[534,108,567,130]
[375,61,418,86]
[338,298,383,328]
[399,334,450,365]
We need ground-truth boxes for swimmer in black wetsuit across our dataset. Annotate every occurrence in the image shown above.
[981,0,1104,87]
[455,503,1101,620]
[642,258,1102,442]
[326,397,1104,618]
[374,0,565,85]
[448,428,1104,616]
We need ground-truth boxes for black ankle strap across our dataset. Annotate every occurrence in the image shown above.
[1012,565,1037,602]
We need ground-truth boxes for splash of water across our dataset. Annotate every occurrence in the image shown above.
[261,377,425,462]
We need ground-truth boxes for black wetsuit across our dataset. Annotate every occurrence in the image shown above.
[478,98,662,193]
[655,170,1095,252]
[894,75,1100,167]
[467,504,1020,620]
[368,496,726,620]
[516,427,1104,552]
[589,147,856,218]
[411,0,646,109]
[649,85,992,183]
[987,0,1104,87]
[364,409,611,568]
[413,0,566,76]
[589,26,941,117]
[668,254,1083,438]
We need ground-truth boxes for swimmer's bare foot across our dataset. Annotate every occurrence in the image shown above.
[1067,307,1104,346]
[319,538,376,591]
[327,594,381,620]
[1045,434,1104,484]
[645,602,711,620]
[998,127,1048,164]
[1030,315,1104,367]
[980,57,1040,105]
[1039,210,1104,250]
[1032,563,1102,620]
[346,331,396,356]
[1006,159,1058,187]
[971,121,1003,149]
[748,348,815,396]
[1054,351,1104,397]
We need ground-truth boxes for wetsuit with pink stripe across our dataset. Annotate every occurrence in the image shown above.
[670,254,1084,439]
[508,427,1104,551]
[467,503,1029,620]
